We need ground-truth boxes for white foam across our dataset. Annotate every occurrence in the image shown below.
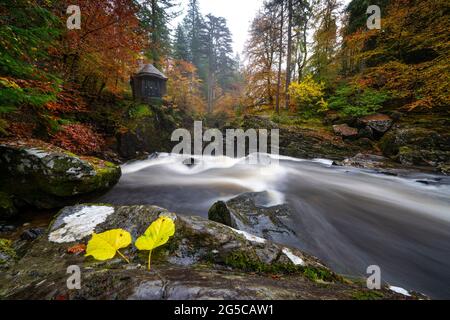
[231,228,266,244]
[48,206,115,243]
[389,286,411,297]
[282,248,305,266]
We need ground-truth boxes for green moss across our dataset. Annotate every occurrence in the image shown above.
[0,192,13,209]
[0,238,17,265]
[302,266,337,283]
[352,290,385,300]
[222,251,339,283]
[128,104,153,119]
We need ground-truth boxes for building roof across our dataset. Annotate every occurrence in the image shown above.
[136,64,168,80]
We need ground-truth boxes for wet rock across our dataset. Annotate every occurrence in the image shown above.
[333,124,359,139]
[0,139,121,210]
[20,228,45,241]
[358,114,393,136]
[208,192,297,246]
[340,153,401,170]
[0,204,411,300]
[182,158,199,168]
[0,192,17,220]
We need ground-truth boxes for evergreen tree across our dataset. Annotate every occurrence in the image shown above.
[136,0,179,67]
[202,14,235,113]
[173,24,190,61]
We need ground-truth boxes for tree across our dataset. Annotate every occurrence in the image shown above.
[342,0,450,110]
[62,0,145,95]
[166,59,206,113]
[136,0,179,68]
[182,0,204,68]
[172,24,190,61]
[310,0,340,85]
[244,7,280,108]
[202,14,235,113]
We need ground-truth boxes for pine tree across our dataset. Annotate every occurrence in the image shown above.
[202,14,235,113]
[137,0,179,67]
[173,24,190,61]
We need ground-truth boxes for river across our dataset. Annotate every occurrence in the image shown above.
[99,153,450,299]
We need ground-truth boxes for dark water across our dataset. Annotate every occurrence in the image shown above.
[99,153,450,299]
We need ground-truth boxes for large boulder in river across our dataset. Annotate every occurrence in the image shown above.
[0,204,413,300]
[0,140,121,211]
[208,192,298,246]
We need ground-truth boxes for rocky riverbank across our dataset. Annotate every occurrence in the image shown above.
[0,203,420,300]
[239,114,450,175]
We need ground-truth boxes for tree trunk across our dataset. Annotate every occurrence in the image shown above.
[275,1,284,114]
[285,0,293,110]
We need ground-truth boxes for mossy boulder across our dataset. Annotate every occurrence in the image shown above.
[380,127,450,172]
[0,239,16,269]
[0,192,17,219]
[0,139,121,210]
[0,204,415,300]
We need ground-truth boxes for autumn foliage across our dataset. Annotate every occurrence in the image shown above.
[51,123,105,155]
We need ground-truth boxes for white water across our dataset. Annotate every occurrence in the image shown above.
[100,153,450,298]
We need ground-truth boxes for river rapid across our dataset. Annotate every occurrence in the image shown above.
[99,153,450,299]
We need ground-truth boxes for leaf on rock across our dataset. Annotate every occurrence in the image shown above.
[135,217,176,251]
[135,217,176,270]
[85,229,131,262]
[67,244,86,254]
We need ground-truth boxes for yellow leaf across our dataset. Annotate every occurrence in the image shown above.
[135,217,175,270]
[85,229,131,262]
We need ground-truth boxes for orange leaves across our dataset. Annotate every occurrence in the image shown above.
[166,59,206,113]
[67,244,87,254]
[60,0,146,94]
[51,123,105,156]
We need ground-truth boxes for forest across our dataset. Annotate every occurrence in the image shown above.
[1,0,450,302]
[1,0,448,159]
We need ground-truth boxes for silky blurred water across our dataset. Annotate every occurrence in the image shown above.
[99,153,450,298]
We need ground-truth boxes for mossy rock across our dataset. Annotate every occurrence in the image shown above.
[0,139,121,210]
[0,192,17,219]
[0,204,417,300]
[0,238,17,269]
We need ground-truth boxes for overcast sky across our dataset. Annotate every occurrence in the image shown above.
[172,0,352,56]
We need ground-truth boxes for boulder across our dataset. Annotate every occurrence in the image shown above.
[0,192,17,220]
[380,127,450,171]
[208,192,298,246]
[358,114,393,135]
[0,204,412,300]
[0,239,16,270]
[333,124,359,139]
[0,140,121,210]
